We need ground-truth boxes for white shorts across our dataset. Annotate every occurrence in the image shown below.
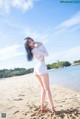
[34,62,48,75]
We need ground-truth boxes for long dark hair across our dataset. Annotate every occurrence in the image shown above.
[24,37,34,61]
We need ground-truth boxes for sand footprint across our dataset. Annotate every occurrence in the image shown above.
[18,94,25,97]
[13,98,23,101]
[34,106,40,111]
[59,114,65,119]
[13,110,19,115]
[30,112,37,117]
[8,106,15,109]
[27,105,33,110]
[23,112,28,116]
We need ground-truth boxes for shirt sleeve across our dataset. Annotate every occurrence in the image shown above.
[40,44,49,56]
[32,44,49,59]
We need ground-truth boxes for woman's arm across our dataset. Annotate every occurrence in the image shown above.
[32,44,49,57]
[35,42,43,46]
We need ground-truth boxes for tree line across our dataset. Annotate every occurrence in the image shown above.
[0,68,34,78]
[0,60,80,78]
[73,60,80,64]
[47,61,71,69]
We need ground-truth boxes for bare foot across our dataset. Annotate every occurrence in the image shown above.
[41,106,47,113]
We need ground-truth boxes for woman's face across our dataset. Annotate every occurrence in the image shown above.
[28,39,35,48]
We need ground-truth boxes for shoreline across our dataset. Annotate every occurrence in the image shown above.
[0,74,80,119]
[1,73,80,92]
[0,72,80,92]
[0,64,80,79]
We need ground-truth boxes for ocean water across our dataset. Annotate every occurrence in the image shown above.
[48,65,80,91]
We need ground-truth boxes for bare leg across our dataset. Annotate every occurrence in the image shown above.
[35,75,46,108]
[40,73,55,112]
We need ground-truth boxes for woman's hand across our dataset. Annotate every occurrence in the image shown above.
[35,42,42,46]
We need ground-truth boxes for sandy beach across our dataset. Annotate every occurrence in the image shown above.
[0,74,80,119]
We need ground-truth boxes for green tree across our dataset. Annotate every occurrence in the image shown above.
[73,60,80,64]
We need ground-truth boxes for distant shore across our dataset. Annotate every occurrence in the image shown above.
[72,63,80,66]
[0,60,80,78]
[0,74,80,119]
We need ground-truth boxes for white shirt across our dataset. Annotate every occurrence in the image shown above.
[31,44,49,62]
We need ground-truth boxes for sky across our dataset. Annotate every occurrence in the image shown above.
[0,0,80,69]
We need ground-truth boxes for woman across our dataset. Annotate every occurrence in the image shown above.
[24,37,55,113]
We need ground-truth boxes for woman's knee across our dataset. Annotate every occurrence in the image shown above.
[45,88,51,93]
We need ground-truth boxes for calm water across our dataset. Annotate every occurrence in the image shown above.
[48,65,80,91]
